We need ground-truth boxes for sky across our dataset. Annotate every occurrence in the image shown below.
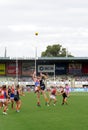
[0,0,88,58]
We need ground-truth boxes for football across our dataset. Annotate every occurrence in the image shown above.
[35,32,38,36]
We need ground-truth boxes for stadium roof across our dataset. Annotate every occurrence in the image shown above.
[38,57,88,61]
[0,56,88,61]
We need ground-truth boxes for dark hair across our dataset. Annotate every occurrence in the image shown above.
[61,90,64,93]
[16,84,19,89]
[2,85,6,89]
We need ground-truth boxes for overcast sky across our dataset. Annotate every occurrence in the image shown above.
[0,0,88,58]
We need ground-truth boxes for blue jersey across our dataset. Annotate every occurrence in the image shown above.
[35,80,40,87]
[4,91,7,99]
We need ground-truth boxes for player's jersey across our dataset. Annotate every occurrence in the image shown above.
[65,86,70,91]
[11,88,15,94]
[35,80,40,87]
[14,89,20,101]
[0,90,5,99]
[40,79,45,90]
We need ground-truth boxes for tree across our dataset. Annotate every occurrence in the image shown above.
[41,44,74,57]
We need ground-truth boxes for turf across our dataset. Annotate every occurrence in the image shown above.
[0,92,88,130]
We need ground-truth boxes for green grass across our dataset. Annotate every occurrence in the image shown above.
[0,92,88,130]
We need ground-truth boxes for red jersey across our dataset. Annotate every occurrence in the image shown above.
[0,90,4,99]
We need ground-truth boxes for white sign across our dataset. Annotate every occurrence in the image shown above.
[38,65,55,72]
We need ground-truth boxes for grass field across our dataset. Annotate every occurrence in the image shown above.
[0,92,88,130]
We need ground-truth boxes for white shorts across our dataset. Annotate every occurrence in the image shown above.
[10,97,14,100]
[0,99,6,103]
[50,95,56,100]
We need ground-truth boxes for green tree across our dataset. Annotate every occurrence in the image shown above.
[41,44,74,57]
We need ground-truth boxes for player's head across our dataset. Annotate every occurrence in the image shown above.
[61,90,64,93]
[2,85,6,90]
[16,84,20,89]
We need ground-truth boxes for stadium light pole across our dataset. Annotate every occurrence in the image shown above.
[34,32,38,76]
[16,57,18,85]
[54,64,55,82]
[66,47,68,57]
[35,47,37,77]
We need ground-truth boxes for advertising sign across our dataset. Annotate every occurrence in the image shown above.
[68,63,82,75]
[0,64,5,75]
[38,65,54,72]
[22,62,35,76]
[82,64,88,74]
[6,62,21,76]
[55,64,67,75]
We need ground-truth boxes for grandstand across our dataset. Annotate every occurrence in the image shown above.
[0,57,88,88]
